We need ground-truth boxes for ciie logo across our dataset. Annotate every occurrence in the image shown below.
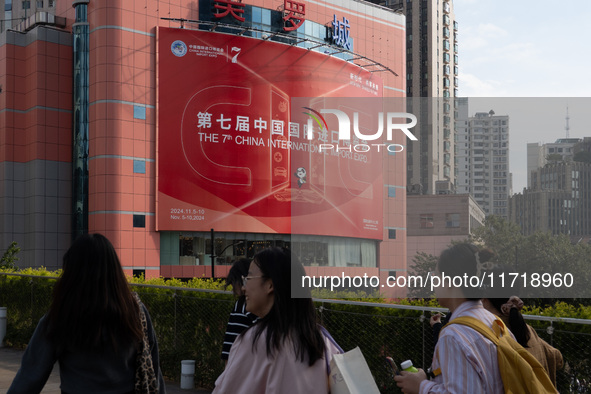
[171,40,187,57]
[302,107,417,153]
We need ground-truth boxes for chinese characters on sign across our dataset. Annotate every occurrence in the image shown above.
[331,14,352,50]
[195,111,374,148]
[213,0,246,22]
[283,0,306,31]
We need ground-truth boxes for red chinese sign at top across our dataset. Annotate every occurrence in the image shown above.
[211,0,306,31]
[213,0,246,22]
[283,0,305,31]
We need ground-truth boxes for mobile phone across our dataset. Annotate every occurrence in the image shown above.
[386,356,401,375]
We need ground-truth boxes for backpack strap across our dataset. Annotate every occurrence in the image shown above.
[445,316,508,346]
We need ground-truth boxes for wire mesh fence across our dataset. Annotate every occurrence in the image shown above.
[1,272,590,392]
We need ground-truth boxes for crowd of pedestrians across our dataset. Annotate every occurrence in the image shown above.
[6,235,563,393]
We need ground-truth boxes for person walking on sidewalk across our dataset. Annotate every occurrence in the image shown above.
[8,233,166,394]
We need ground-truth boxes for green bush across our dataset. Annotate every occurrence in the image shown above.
[2,269,591,392]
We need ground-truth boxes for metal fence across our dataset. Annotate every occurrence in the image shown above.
[1,272,590,392]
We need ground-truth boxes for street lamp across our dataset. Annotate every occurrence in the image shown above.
[209,229,244,278]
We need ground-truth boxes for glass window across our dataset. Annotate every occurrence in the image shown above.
[388,186,396,198]
[388,229,397,239]
[22,1,30,9]
[420,214,434,229]
[261,8,271,26]
[133,105,146,120]
[36,0,43,7]
[133,160,146,174]
[446,213,460,228]
[251,7,261,23]
[133,215,146,228]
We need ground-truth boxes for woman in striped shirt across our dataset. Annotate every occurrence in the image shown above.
[221,258,258,364]
[395,244,505,394]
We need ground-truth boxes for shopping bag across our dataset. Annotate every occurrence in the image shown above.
[329,346,380,394]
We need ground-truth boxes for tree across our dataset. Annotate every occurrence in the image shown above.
[573,151,591,163]
[407,251,438,299]
[545,153,563,164]
[468,215,524,264]
[0,241,20,269]
[468,215,591,304]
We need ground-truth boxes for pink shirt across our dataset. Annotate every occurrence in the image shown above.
[420,300,505,394]
[213,326,340,394]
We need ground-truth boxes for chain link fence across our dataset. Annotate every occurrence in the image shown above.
[1,272,590,392]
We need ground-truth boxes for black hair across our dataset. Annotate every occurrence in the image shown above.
[487,298,531,348]
[249,247,325,366]
[46,234,142,354]
[437,243,495,300]
[225,257,251,290]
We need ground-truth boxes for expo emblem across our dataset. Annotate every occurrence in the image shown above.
[171,40,188,57]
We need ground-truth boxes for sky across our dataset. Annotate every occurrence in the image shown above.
[452,0,591,192]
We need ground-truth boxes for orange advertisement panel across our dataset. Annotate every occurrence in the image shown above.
[157,27,383,239]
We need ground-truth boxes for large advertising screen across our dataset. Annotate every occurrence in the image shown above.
[157,27,383,239]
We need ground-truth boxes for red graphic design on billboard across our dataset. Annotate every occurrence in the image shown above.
[157,27,383,239]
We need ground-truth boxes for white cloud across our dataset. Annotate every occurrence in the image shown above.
[460,23,508,51]
[458,73,506,96]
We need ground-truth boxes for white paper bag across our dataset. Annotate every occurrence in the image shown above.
[329,346,380,394]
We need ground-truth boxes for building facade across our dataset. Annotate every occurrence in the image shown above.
[455,101,511,219]
[1,0,409,292]
[527,138,581,189]
[510,159,591,237]
[367,0,458,195]
[406,193,484,270]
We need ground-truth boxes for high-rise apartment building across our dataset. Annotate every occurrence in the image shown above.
[455,99,511,218]
[368,0,458,195]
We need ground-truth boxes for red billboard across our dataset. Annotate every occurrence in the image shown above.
[157,27,383,239]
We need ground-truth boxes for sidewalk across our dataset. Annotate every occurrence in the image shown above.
[0,347,212,393]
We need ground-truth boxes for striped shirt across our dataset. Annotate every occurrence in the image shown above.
[420,300,505,394]
[221,297,258,360]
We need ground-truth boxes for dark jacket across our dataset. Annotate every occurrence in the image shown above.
[7,303,166,394]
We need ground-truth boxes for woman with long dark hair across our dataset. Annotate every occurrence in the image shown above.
[8,233,166,394]
[213,247,341,394]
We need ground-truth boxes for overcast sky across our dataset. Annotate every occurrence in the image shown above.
[453,0,591,192]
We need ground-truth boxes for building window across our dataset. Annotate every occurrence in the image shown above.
[133,160,146,174]
[388,186,396,198]
[48,0,54,6]
[446,213,460,228]
[388,229,397,239]
[133,214,146,228]
[134,105,146,120]
[133,269,145,278]
[420,214,434,229]
[22,1,30,9]
[36,0,43,7]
